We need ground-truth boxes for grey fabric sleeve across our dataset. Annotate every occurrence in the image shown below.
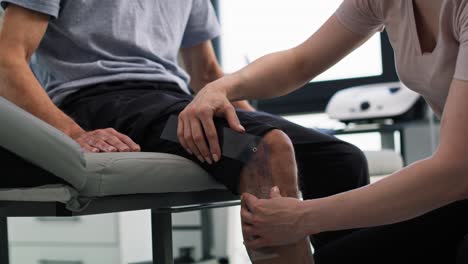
[181,0,221,48]
[0,97,87,190]
[1,0,61,19]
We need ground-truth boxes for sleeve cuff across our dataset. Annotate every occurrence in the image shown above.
[181,28,220,48]
[1,0,60,19]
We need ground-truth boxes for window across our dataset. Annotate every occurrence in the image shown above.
[218,0,383,82]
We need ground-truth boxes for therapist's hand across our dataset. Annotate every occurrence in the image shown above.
[178,84,245,164]
[242,187,309,249]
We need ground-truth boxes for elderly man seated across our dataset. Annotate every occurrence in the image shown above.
[0,1,368,263]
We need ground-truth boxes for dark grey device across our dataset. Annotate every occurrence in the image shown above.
[161,115,261,163]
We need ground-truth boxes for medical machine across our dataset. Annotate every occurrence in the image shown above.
[326,82,425,124]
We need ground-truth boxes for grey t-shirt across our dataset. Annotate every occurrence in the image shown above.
[1,0,221,104]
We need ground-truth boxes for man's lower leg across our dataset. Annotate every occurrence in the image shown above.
[239,130,314,264]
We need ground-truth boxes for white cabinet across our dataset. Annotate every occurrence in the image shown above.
[9,214,118,244]
[10,246,120,264]
[8,214,121,264]
[7,210,223,264]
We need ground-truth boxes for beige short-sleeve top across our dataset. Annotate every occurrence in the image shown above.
[336,0,468,117]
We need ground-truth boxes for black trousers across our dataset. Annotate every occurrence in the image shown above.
[56,81,368,245]
[57,81,369,196]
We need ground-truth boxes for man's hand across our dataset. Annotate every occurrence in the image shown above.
[71,128,141,153]
[178,84,245,164]
[241,187,309,249]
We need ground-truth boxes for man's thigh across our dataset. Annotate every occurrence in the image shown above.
[236,109,340,145]
[61,83,364,194]
[60,84,259,193]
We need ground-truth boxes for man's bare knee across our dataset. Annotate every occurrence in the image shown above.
[262,129,294,155]
[261,129,299,197]
[240,129,299,197]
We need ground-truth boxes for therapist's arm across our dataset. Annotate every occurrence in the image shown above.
[178,15,370,161]
[213,15,369,101]
[243,79,468,249]
[302,79,468,234]
[180,41,255,111]
[0,5,140,152]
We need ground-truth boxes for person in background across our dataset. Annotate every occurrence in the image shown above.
[0,0,370,263]
[179,0,468,263]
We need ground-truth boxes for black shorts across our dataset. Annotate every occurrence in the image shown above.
[58,81,367,195]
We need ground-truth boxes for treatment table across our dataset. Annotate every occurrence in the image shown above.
[0,96,239,263]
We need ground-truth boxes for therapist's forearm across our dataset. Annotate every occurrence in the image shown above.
[218,16,369,102]
[220,49,311,102]
[302,156,468,235]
